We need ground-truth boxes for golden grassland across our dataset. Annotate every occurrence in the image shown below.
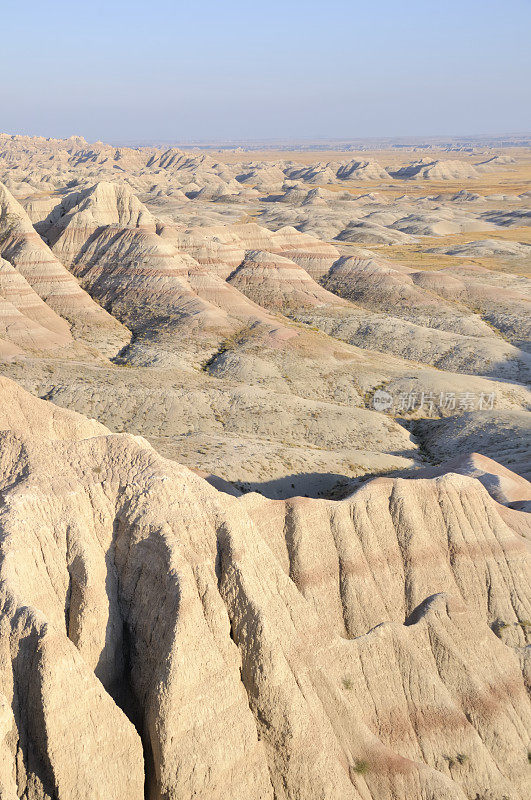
[338,228,531,277]
[232,147,531,277]
[323,164,531,199]
[214,146,531,169]
[373,243,530,276]
[216,146,531,201]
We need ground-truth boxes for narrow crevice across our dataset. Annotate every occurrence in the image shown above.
[109,520,155,799]
[64,570,72,635]
[115,621,155,800]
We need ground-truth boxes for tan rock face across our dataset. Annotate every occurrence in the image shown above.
[0,258,71,337]
[0,379,529,800]
[410,452,531,509]
[0,257,73,354]
[0,375,109,439]
[0,182,130,355]
[227,249,347,311]
[46,181,157,264]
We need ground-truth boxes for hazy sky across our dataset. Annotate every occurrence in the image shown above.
[2,0,530,143]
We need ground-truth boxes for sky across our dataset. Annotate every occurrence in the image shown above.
[1,0,530,143]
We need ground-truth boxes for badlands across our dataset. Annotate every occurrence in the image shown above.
[0,133,529,799]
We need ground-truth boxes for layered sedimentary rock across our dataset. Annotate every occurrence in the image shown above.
[0,182,130,355]
[0,378,529,800]
[227,248,346,310]
[0,138,529,800]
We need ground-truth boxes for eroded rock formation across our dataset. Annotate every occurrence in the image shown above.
[0,378,529,799]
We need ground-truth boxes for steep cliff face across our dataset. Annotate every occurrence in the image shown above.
[0,378,529,800]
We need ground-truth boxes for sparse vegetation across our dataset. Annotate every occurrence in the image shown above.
[200,324,258,372]
[492,620,510,637]
[444,753,468,768]
[0,212,19,245]
[493,619,531,637]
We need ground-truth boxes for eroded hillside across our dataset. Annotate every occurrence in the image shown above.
[0,135,529,496]
[0,135,529,800]
[0,377,529,799]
